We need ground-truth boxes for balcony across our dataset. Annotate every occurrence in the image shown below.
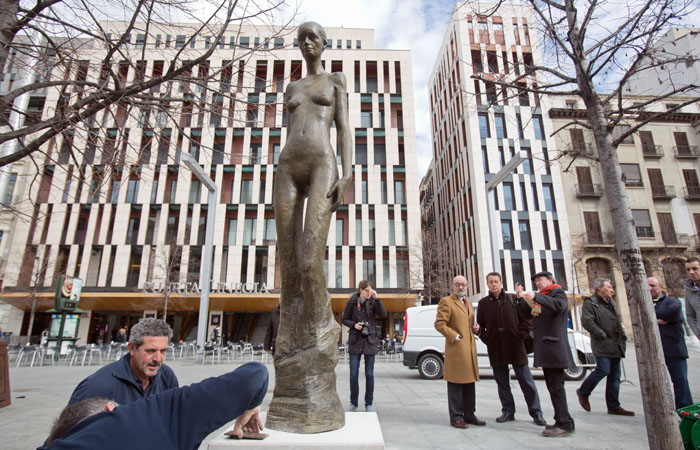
[674,145,700,159]
[575,183,603,198]
[581,232,615,247]
[642,145,664,158]
[683,186,700,201]
[650,185,676,200]
[660,233,697,248]
[635,227,655,238]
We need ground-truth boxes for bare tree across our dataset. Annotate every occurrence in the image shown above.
[148,243,182,320]
[410,228,451,304]
[463,1,698,447]
[0,0,293,172]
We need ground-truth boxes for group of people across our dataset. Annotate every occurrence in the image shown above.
[431,261,699,439]
[41,318,267,449]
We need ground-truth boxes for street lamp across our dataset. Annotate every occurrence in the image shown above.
[181,152,218,362]
[485,151,526,274]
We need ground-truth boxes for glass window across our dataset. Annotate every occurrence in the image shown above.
[356,143,367,165]
[175,35,186,48]
[264,218,276,242]
[388,218,395,245]
[394,180,405,204]
[632,209,653,237]
[361,111,372,128]
[240,179,253,203]
[502,182,515,210]
[478,113,490,138]
[620,163,643,187]
[126,179,139,203]
[519,221,532,249]
[381,180,387,203]
[501,220,514,249]
[363,259,376,285]
[532,115,544,140]
[495,114,507,139]
[188,179,201,203]
[336,218,345,245]
[227,218,237,245]
[356,218,362,244]
[362,180,368,203]
[542,183,556,211]
[243,218,256,245]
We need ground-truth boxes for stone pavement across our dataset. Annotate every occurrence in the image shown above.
[2,349,700,450]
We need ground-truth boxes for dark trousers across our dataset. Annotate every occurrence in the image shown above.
[578,356,621,410]
[542,368,575,431]
[447,381,476,421]
[349,353,376,407]
[665,356,694,409]
[493,364,542,416]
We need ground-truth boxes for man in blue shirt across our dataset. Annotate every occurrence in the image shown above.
[69,318,178,405]
[41,362,268,449]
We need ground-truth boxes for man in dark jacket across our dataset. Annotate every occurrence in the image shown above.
[477,272,545,426]
[649,277,694,409]
[576,279,634,416]
[264,303,281,355]
[516,271,575,438]
[69,318,178,405]
[342,280,387,412]
[41,362,268,449]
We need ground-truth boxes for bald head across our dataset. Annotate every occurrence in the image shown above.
[648,277,663,299]
[453,275,468,297]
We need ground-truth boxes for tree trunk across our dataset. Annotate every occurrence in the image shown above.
[575,54,682,450]
[564,2,683,447]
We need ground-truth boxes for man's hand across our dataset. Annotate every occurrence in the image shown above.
[472,324,480,333]
[521,291,535,307]
[354,323,363,330]
[368,288,377,298]
[455,334,462,341]
[231,406,263,438]
[515,282,524,298]
[658,319,669,325]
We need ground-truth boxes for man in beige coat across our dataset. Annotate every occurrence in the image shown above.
[435,275,485,429]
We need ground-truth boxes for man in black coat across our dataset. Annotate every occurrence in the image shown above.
[342,280,387,412]
[576,278,634,416]
[477,272,545,426]
[264,303,280,355]
[648,277,694,409]
[516,271,575,438]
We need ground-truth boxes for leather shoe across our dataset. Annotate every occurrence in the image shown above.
[465,416,486,426]
[544,423,557,430]
[608,407,635,416]
[542,426,574,437]
[450,419,468,429]
[576,389,591,412]
[496,412,515,423]
[533,413,547,426]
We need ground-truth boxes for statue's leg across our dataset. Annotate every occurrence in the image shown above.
[267,164,344,433]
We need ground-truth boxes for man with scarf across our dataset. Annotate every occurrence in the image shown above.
[684,256,700,343]
[342,280,387,412]
[516,271,575,438]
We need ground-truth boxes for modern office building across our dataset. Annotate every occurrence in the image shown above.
[0,22,422,344]
[550,94,700,330]
[424,2,573,302]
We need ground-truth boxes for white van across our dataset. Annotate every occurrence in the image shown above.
[402,305,593,381]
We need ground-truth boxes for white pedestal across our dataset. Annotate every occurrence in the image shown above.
[207,412,385,449]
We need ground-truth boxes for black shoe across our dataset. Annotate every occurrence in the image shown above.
[576,388,591,412]
[496,412,515,423]
[465,415,486,426]
[533,413,547,426]
[544,423,557,430]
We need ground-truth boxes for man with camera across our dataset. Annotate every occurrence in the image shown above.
[342,280,387,412]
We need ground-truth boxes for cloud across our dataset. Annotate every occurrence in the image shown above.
[273,0,455,178]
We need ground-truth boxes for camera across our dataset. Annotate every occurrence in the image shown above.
[360,321,370,337]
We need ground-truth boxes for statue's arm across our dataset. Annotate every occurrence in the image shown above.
[327,72,353,211]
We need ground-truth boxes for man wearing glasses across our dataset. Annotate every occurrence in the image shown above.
[434,275,485,429]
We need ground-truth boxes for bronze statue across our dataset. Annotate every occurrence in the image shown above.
[266,21,352,433]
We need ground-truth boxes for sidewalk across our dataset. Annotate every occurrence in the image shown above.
[1,350,699,449]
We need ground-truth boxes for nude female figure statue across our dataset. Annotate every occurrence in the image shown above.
[265,21,351,433]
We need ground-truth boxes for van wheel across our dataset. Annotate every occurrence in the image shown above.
[564,365,587,381]
[418,354,443,380]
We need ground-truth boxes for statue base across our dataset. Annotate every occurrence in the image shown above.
[207,412,384,449]
[266,323,344,433]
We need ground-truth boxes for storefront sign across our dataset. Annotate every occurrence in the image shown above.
[143,281,270,295]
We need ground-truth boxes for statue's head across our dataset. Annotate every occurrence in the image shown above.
[298,21,327,56]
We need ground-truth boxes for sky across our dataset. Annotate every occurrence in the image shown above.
[272,0,459,179]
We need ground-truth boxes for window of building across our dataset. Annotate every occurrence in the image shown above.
[243,218,256,245]
[620,163,643,187]
[240,179,253,203]
[542,183,556,211]
[501,220,514,249]
[355,143,367,165]
[494,113,507,139]
[519,221,532,249]
[478,113,490,138]
[336,218,345,245]
[532,115,544,140]
[502,182,515,210]
[175,35,185,48]
[632,209,653,237]
[240,37,249,48]
[126,178,139,203]
[394,180,405,204]
[612,124,634,145]
[126,246,142,287]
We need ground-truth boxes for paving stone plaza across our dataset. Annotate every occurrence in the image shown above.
[2,349,699,449]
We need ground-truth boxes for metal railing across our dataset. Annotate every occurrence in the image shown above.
[674,145,700,158]
[575,183,603,198]
[642,144,664,158]
[650,185,675,199]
